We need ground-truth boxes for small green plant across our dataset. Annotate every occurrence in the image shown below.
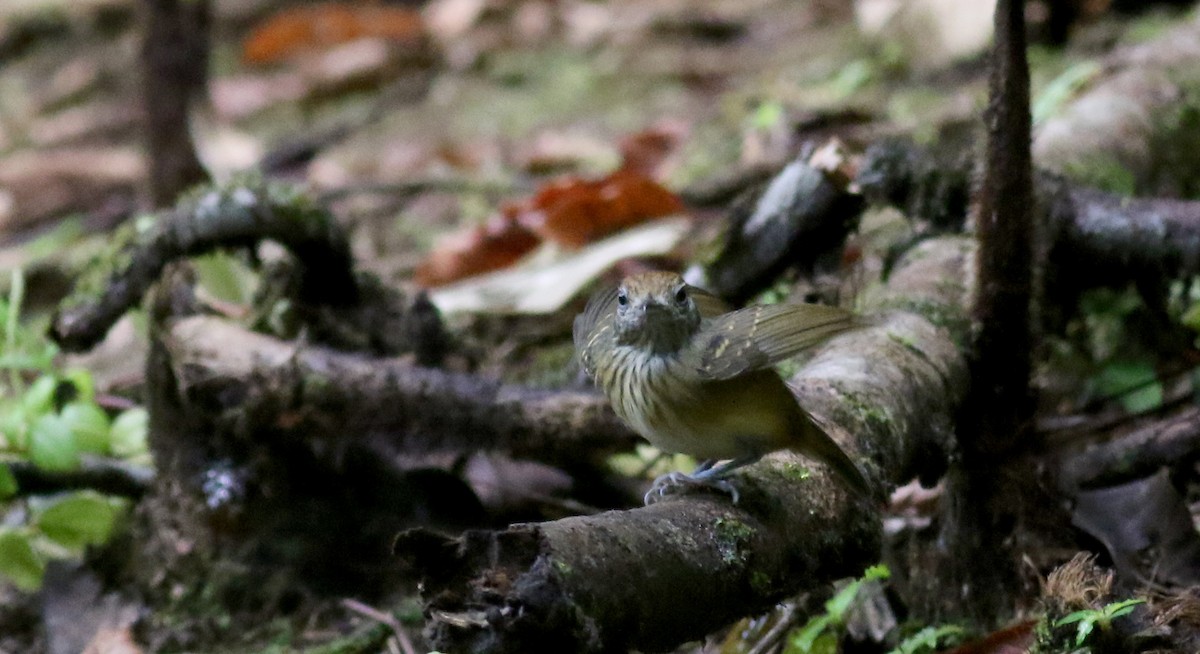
[888,625,965,654]
[0,491,129,590]
[1055,598,1145,647]
[0,269,149,591]
[786,564,891,654]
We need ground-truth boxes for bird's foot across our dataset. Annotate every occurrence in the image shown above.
[644,471,740,505]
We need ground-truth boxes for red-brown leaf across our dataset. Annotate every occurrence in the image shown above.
[514,169,683,248]
[944,620,1035,654]
[413,213,539,287]
[242,3,425,65]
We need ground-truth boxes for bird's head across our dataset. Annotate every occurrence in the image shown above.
[614,271,701,354]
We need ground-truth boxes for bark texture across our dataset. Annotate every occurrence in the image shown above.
[952,0,1036,624]
[966,0,1035,458]
[159,315,637,467]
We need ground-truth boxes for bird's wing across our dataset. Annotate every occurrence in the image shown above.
[573,282,619,377]
[689,303,858,380]
[687,284,734,319]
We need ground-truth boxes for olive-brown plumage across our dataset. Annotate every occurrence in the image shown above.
[574,271,869,503]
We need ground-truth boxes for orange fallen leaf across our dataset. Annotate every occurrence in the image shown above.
[414,128,686,286]
[414,213,540,287]
[513,169,683,248]
[242,3,425,65]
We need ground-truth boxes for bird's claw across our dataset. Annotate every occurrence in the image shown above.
[644,471,741,505]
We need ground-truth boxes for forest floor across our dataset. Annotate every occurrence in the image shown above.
[2,0,1199,652]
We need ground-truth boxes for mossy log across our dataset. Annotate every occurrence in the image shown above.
[155,314,637,468]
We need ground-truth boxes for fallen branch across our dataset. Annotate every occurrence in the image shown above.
[158,315,636,466]
[857,140,1200,286]
[1045,180,1200,283]
[396,237,972,653]
[1058,405,1200,490]
[688,146,865,303]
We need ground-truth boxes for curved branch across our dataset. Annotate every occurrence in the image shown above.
[50,178,356,352]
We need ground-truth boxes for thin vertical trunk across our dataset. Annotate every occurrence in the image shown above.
[949,0,1036,624]
[141,0,211,207]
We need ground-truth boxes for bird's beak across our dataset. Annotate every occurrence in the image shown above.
[627,302,649,330]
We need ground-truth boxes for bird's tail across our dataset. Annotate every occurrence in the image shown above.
[792,417,873,498]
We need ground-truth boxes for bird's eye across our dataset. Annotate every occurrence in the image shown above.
[674,287,687,303]
[617,291,628,306]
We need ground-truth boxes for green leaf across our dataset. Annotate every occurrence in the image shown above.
[824,579,864,621]
[863,563,891,582]
[1182,301,1200,333]
[889,625,965,654]
[109,408,149,458]
[0,463,16,498]
[4,269,24,357]
[831,59,874,97]
[1106,598,1145,619]
[0,528,45,591]
[1120,382,1163,413]
[751,100,785,130]
[1093,359,1162,413]
[21,375,58,415]
[60,402,110,455]
[1075,617,1095,646]
[1032,61,1100,125]
[29,414,80,471]
[789,614,832,653]
[1055,609,1091,626]
[34,491,126,552]
[1,406,30,450]
[807,631,838,654]
[61,369,95,404]
[193,252,257,304]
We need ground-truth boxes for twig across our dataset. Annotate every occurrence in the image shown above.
[9,458,153,498]
[1057,405,1200,490]
[746,603,800,654]
[317,178,526,204]
[340,598,416,654]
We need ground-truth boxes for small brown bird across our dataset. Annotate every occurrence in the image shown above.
[574,271,869,504]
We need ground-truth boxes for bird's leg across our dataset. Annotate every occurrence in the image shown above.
[644,454,763,505]
[692,454,762,480]
[692,459,716,475]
